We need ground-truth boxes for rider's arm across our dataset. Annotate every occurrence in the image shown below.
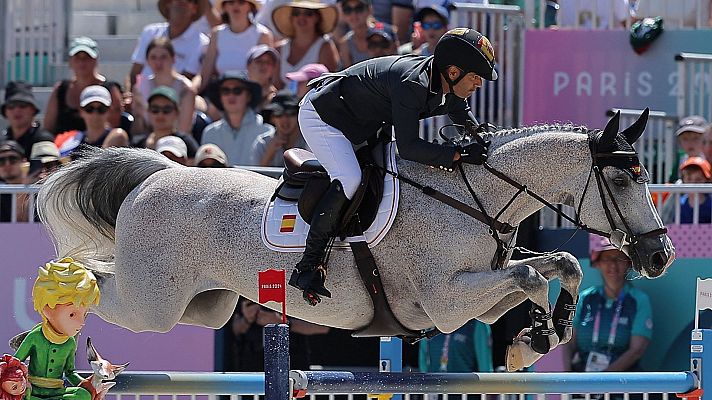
[392,85,458,168]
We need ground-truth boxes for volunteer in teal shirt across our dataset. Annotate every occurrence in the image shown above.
[564,237,653,372]
[419,320,493,373]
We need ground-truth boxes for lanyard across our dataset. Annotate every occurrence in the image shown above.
[439,334,451,372]
[591,288,626,349]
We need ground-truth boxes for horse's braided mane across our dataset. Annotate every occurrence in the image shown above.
[481,123,591,141]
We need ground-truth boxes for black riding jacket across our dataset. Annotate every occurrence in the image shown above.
[309,55,479,169]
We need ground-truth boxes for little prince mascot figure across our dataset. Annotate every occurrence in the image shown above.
[14,258,101,400]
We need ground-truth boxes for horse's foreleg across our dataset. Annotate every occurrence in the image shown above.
[520,252,583,346]
[418,264,555,371]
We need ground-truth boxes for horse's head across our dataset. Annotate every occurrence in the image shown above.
[579,109,675,278]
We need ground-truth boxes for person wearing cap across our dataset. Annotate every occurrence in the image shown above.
[247,45,281,110]
[128,0,210,91]
[272,0,341,85]
[366,23,399,58]
[133,37,197,135]
[43,36,107,135]
[202,71,274,165]
[0,140,30,222]
[194,0,274,94]
[285,63,328,99]
[133,86,200,159]
[662,157,712,225]
[195,143,229,167]
[675,115,708,169]
[410,4,448,56]
[336,0,375,67]
[27,141,66,183]
[0,81,54,156]
[288,28,495,305]
[563,236,652,373]
[156,135,190,165]
[250,90,307,166]
[54,85,130,158]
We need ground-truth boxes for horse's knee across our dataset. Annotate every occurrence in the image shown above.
[554,252,582,279]
[511,264,547,291]
[511,264,549,308]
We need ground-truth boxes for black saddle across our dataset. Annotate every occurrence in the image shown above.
[273,143,386,236]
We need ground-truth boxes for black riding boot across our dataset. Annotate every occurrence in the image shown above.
[289,180,350,305]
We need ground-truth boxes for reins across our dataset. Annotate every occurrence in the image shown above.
[376,129,667,267]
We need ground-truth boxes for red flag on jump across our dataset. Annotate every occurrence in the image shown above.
[258,269,287,323]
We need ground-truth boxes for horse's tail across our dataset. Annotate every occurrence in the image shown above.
[37,147,178,271]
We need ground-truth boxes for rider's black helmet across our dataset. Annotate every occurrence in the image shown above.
[434,28,498,82]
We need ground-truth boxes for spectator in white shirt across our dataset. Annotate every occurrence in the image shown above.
[128,0,211,91]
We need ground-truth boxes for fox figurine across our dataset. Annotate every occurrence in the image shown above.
[86,337,129,400]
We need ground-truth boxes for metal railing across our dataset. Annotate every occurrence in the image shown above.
[1,0,69,87]
[607,108,678,185]
[419,3,525,142]
[98,371,699,400]
[676,52,712,123]
[526,0,711,29]
[539,184,712,229]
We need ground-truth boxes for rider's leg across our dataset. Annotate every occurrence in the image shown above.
[290,89,361,304]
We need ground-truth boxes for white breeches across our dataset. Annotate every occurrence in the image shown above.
[299,89,361,200]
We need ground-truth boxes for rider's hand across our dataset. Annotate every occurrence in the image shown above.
[458,140,490,165]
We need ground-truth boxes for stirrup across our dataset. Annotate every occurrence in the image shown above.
[288,266,332,306]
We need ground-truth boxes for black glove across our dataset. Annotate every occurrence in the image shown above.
[458,140,490,165]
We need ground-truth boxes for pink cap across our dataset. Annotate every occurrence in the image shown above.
[285,63,329,82]
[589,234,618,262]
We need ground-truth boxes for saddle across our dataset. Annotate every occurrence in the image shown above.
[273,142,385,237]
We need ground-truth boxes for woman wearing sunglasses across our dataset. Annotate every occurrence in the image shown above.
[133,37,197,136]
[55,86,129,158]
[271,0,340,87]
[195,0,273,94]
[411,5,449,56]
[336,0,375,67]
[133,86,199,161]
[564,235,653,375]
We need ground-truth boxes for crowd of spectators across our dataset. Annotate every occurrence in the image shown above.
[0,0,460,176]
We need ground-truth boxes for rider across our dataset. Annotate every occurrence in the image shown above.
[290,27,498,304]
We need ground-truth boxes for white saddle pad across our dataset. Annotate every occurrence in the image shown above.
[261,142,399,252]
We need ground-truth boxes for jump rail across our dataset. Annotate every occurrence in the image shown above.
[290,371,698,395]
[106,371,698,396]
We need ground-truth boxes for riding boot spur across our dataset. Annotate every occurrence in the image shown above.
[289,180,350,306]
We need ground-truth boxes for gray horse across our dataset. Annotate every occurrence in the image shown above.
[37,111,674,371]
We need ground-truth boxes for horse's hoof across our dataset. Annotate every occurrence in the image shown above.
[506,341,527,372]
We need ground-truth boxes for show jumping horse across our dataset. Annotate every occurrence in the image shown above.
[37,110,674,371]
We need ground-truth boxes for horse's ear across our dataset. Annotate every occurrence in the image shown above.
[599,110,620,150]
[620,107,649,145]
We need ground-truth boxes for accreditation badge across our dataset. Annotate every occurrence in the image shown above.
[585,351,611,372]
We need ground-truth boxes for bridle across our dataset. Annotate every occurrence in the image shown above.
[459,128,667,258]
[381,126,668,268]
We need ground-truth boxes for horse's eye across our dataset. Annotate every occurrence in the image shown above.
[613,176,627,187]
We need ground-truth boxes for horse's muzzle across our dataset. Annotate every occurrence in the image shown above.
[629,234,676,278]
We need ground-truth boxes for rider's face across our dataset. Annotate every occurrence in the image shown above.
[450,71,482,99]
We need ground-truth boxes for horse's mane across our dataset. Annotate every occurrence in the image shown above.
[481,123,590,141]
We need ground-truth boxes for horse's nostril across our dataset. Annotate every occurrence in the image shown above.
[650,251,667,270]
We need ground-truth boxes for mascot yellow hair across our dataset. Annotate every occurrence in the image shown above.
[32,257,101,315]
